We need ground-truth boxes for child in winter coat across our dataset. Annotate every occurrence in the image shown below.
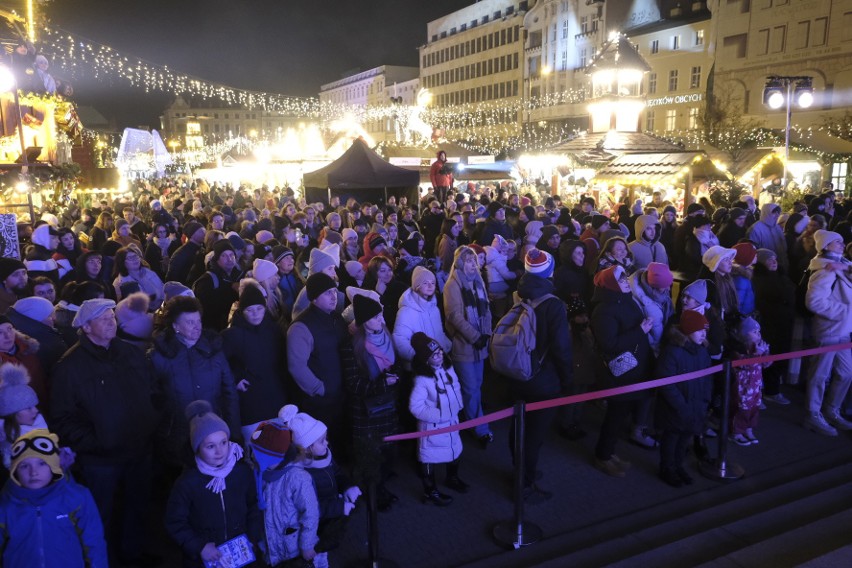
[284,405,361,567]
[0,429,107,568]
[249,414,321,568]
[654,311,713,487]
[409,332,466,506]
[484,235,519,297]
[0,363,49,471]
[165,400,262,568]
[728,316,771,446]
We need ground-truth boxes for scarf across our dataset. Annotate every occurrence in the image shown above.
[694,227,719,249]
[153,236,173,255]
[195,441,243,494]
[455,269,490,336]
[715,272,739,315]
[304,448,333,470]
[364,327,395,371]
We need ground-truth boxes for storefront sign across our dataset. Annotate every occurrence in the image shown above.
[647,93,703,107]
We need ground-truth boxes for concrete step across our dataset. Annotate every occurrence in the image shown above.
[796,544,852,568]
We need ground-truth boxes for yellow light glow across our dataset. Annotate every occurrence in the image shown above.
[27,0,35,42]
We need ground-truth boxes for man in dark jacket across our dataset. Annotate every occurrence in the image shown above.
[192,240,242,331]
[476,202,515,245]
[0,258,28,315]
[50,298,159,566]
[165,221,206,284]
[419,201,445,259]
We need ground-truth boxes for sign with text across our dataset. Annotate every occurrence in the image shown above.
[647,93,703,107]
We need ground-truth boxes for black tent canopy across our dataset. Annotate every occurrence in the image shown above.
[302,138,420,206]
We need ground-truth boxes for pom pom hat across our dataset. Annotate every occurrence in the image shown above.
[0,363,38,416]
[186,400,229,453]
[524,248,555,278]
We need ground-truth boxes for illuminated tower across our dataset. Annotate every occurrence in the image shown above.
[585,33,650,133]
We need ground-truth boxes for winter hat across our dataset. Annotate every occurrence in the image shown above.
[255,230,274,244]
[0,363,38,416]
[341,228,358,242]
[400,238,420,256]
[486,202,504,218]
[164,281,194,300]
[814,229,843,252]
[72,298,115,328]
[12,297,54,323]
[728,207,746,221]
[368,233,387,251]
[735,316,761,340]
[9,429,63,486]
[525,220,544,241]
[540,225,560,243]
[226,234,246,251]
[411,331,442,366]
[686,203,705,216]
[321,230,343,247]
[792,214,810,235]
[211,239,235,262]
[646,262,674,289]
[491,234,508,250]
[252,259,277,283]
[115,293,153,339]
[272,245,294,264]
[250,418,292,474]
[520,197,531,207]
[524,248,555,278]
[288,411,327,449]
[411,265,434,291]
[631,198,644,215]
[31,224,58,249]
[682,279,708,304]
[353,294,383,326]
[186,400,229,453]
[593,265,625,293]
[40,213,59,228]
[679,309,709,334]
[591,214,609,230]
[663,205,677,216]
[305,272,337,301]
[691,215,713,229]
[523,206,538,222]
[345,260,365,280]
[732,242,757,266]
[0,258,26,282]
[308,247,338,275]
[182,220,203,239]
[756,248,777,267]
[239,283,266,311]
[254,242,274,261]
[702,246,736,272]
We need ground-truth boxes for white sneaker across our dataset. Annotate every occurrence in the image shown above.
[825,411,852,431]
[804,412,838,437]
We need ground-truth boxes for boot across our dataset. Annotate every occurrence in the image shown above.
[445,460,469,493]
[421,464,452,506]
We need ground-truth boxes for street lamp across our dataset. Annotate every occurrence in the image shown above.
[763,75,814,187]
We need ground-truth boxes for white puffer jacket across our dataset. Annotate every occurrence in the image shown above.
[409,365,464,464]
[393,288,452,364]
[805,255,852,338]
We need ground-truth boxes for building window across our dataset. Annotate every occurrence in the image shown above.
[723,34,748,58]
[831,162,847,189]
[689,107,699,129]
[770,25,786,53]
[581,15,589,33]
[690,66,701,89]
[552,23,557,42]
[844,12,852,41]
[561,50,568,70]
[672,35,680,50]
[665,110,677,131]
[562,20,569,39]
[695,30,705,46]
[668,70,678,91]
[651,39,659,54]
[579,48,587,69]
[648,72,657,94]
[796,20,810,49]
[646,110,655,131]
[813,17,828,46]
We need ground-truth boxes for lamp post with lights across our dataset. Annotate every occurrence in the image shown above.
[763,75,814,187]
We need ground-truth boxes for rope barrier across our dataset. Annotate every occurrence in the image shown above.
[383,341,852,443]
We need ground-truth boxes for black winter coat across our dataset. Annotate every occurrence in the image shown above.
[165,241,201,285]
[751,264,796,351]
[221,311,289,426]
[654,327,712,434]
[192,265,241,331]
[50,334,159,464]
[590,286,654,398]
[165,461,262,568]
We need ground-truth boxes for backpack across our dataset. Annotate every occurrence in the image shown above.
[489,293,557,381]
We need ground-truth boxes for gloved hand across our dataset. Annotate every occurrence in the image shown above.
[343,501,356,516]
[473,334,490,350]
[344,486,362,504]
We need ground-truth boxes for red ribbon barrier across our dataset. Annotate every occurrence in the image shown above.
[383,341,852,443]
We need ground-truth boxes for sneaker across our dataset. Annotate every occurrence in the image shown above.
[825,411,852,431]
[804,412,838,437]
[745,428,759,444]
[595,458,626,478]
[630,427,659,449]
[704,427,718,438]
[729,434,752,446]
[764,393,791,405]
[422,489,453,506]
[610,454,632,471]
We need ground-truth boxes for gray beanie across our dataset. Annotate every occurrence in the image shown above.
[185,400,229,452]
[0,363,38,416]
[308,247,337,276]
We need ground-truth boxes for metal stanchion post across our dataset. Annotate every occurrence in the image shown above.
[699,360,744,481]
[354,481,398,568]
[493,401,542,549]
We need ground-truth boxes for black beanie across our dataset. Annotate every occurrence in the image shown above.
[353,294,383,326]
[591,214,609,230]
[239,284,266,311]
[411,332,441,366]
[486,202,504,218]
[306,272,337,301]
[401,238,420,256]
[212,239,235,262]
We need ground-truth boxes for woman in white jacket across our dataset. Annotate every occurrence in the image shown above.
[393,266,451,369]
[408,331,465,506]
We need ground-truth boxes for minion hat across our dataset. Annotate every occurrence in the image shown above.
[10,429,63,486]
[185,400,229,453]
[0,363,38,416]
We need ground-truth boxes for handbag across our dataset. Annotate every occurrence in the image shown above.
[364,391,396,416]
[606,347,638,377]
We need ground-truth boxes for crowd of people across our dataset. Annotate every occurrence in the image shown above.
[0,164,849,567]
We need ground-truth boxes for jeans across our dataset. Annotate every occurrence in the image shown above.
[659,430,691,473]
[453,360,491,437]
[806,336,852,415]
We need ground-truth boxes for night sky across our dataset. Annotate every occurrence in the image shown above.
[44,0,472,128]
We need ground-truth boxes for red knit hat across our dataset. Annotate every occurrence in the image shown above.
[646,262,673,289]
[680,309,709,334]
[732,242,757,266]
[593,265,625,292]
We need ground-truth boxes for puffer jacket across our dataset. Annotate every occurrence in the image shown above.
[0,477,108,568]
[484,245,516,296]
[628,215,668,270]
[805,255,852,338]
[393,288,452,365]
[654,325,712,434]
[628,269,675,355]
[409,365,464,464]
[261,462,320,566]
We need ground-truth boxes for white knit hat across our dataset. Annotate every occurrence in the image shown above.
[814,229,842,252]
[252,258,277,282]
[288,412,327,449]
[702,245,736,273]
